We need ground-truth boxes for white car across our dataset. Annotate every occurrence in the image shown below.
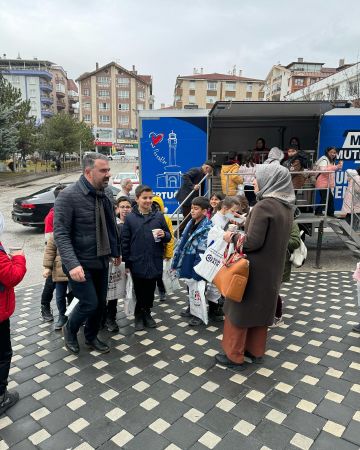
[112,172,139,194]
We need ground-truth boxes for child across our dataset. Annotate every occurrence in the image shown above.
[122,185,171,331]
[103,196,132,332]
[207,192,225,219]
[152,196,175,301]
[172,197,212,326]
[211,196,241,231]
[0,212,27,415]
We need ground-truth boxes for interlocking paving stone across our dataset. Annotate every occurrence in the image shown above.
[1,272,360,449]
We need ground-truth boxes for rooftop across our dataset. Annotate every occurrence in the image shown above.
[77,61,152,85]
[177,72,264,82]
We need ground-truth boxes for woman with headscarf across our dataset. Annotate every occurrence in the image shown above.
[215,165,294,369]
[264,147,284,165]
[0,212,27,415]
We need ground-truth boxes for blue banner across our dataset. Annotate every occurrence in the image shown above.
[140,116,207,213]
[318,111,360,211]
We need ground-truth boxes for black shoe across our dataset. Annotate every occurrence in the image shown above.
[0,390,19,416]
[85,337,110,353]
[180,306,192,318]
[159,292,167,302]
[54,315,67,331]
[215,353,246,370]
[315,212,324,217]
[143,311,157,328]
[189,316,203,326]
[352,323,360,333]
[40,305,54,322]
[63,323,80,354]
[208,311,224,323]
[134,314,145,331]
[105,318,119,333]
[244,350,264,364]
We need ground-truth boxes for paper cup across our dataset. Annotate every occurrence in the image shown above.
[152,229,162,242]
[227,224,238,232]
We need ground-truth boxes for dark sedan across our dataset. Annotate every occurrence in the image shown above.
[12,183,120,227]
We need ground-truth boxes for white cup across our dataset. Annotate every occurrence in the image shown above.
[227,224,238,232]
[152,229,162,242]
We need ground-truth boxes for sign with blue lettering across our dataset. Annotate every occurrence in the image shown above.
[318,110,360,211]
[139,116,208,213]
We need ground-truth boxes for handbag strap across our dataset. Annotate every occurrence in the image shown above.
[223,234,247,267]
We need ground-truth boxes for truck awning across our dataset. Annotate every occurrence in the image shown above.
[209,101,334,122]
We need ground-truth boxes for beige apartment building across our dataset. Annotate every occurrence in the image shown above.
[174,71,265,109]
[77,62,153,144]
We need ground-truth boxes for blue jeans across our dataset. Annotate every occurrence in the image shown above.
[56,282,68,316]
[64,266,109,341]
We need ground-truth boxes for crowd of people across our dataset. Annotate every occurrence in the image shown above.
[0,147,359,417]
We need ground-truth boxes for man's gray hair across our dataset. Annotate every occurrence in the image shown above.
[82,152,109,172]
[121,178,132,188]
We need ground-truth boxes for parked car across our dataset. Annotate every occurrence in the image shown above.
[12,183,120,227]
[112,172,139,194]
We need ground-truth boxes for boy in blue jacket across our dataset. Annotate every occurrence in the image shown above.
[172,196,212,325]
[122,185,171,331]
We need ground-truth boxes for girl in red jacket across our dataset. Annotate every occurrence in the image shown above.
[0,212,27,415]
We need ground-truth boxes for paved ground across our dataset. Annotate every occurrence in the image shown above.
[1,272,360,449]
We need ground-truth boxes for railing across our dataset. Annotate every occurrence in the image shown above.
[342,170,360,238]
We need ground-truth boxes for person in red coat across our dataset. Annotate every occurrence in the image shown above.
[0,212,27,415]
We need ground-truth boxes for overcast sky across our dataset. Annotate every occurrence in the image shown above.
[1,0,360,106]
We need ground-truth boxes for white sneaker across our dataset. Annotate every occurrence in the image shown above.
[269,317,285,328]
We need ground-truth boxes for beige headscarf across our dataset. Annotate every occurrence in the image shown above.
[255,164,295,207]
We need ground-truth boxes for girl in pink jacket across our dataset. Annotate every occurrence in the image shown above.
[315,146,343,217]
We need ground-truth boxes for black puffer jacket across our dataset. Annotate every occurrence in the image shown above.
[54,178,117,271]
[175,167,205,207]
[121,205,171,278]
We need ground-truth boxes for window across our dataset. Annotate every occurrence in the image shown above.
[98,90,109,97]
[207,81,217,90]
[137,91,145,99]
[117,77,129,86]
[226,82,236,91]
[246,83,253,92]
[83,102,91,109]
[118,90,129,98]
[83,88,90,96]
[97,76,110,84]
[30,89,36,96]
[56,83,65,93]
[28,77,37,85]
[294,78,304,86]
[349,81,359,96]
[188,95,196,104]
[99,115,110,123]
[119,115,129,125]
[12,76,20,84]
[84,114,91,122]
[99,102,110,110]
[206,96,217,104]
[118,103,130,111]
[189,81,196,89]
[137,104,144,110]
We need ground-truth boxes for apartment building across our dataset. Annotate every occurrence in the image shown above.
[77,62,153,145]
[285,62,360,104]
[263,65,291,101]
[174,70,265,109]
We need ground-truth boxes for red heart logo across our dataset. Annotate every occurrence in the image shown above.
[149,132,164,147]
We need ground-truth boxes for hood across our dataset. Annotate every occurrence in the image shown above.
[221,163,239,173]
[152,195,165,212]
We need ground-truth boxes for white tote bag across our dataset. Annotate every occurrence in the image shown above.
[289,231,307,268]
[106,261,127,302]
[193,238,227,282]
[186,279,208,325]
[124,273,136,317]
[162,260,181,294]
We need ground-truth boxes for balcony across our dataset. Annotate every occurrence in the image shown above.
[56,88,65,98]
[57,99,66,109]
[40,81,53,92]
[40,96,53,105]
[41,108,54,117]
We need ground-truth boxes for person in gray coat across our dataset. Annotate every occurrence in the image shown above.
[215,164,294,369]
[54,153,121,355]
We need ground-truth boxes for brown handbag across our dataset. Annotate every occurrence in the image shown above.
[213,236,249,303]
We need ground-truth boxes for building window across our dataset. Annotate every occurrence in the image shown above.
[84,114,91,122]
[246,92,253,99]
[137,104,144,110]
[294,78,304,86]
[207,81,217,90]
[83,88,90,96]
[119,115,129,125]
[226,82,236,91]
[118,103,130,111]
[349,81,359,96]
[99,102,110,110]
[206,96,217,104]
[97,76,110,84]
[56,83,65,93]
[189,81,196,89]
[28,77,37,85]
[117,77,129,86]
[99,115,110,123]
[98,90,109,97]
[83,102,91,109]
[12,76,20,84]
[30,89,36,96]
[246,83,253,92]
[137,91,145,99]
[188,95,196,104]
[118,90,129,98]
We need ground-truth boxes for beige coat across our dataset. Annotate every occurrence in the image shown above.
[43,235,68,282]
[223,198,293,328]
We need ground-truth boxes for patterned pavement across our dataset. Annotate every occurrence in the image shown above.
[0,272,360,450]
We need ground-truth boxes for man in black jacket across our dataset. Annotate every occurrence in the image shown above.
[54,153,121,354]
[122,185,171,331]
[175,160,214,233]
